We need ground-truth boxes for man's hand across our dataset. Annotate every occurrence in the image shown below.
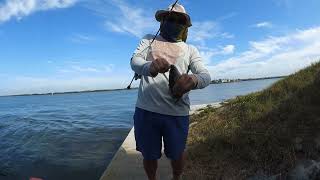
[172,74,198,98]
[149,58,170,77]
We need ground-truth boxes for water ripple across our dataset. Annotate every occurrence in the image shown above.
[0,80,280,180]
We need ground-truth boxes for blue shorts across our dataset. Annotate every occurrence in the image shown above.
[133,107,189,160]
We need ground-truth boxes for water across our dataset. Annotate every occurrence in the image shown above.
[0,78,280,180]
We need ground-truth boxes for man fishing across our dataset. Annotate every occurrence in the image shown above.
[130,2,211,180]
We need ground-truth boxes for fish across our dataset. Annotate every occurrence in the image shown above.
[169,65,182,100]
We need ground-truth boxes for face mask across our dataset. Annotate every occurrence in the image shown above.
[160,21,188,42]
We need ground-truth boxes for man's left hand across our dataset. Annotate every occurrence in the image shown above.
[172,74,198,98]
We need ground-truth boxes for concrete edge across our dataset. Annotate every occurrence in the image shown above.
[99,102,222,180]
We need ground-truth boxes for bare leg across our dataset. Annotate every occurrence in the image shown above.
[171,152,185,180]
[143,159,158,180]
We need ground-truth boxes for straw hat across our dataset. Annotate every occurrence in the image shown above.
[155,3,192,27]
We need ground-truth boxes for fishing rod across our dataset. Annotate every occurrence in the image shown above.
[127,0,180,89]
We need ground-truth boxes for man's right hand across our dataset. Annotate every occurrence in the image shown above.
[149,58,170,77]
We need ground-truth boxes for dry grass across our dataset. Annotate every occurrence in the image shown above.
[183,61,320,180]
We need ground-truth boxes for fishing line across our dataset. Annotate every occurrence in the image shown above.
[127,0,180,89]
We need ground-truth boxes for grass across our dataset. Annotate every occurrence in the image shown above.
[183,61,320,180]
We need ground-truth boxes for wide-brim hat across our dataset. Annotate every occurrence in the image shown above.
[155,3,192,27]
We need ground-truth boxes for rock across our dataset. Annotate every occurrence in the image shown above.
[189,103,221,115]
[288,164,309,180]
[308,161,320,179]
[189,122,198,128]
[248,159,320,180]
[288,160,320,180]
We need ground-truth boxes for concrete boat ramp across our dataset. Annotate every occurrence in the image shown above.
[99,103,221,180]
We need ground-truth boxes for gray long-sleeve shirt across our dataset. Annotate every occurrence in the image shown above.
[131,34,211,116]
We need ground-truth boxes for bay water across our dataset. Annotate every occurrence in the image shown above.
[0,78,280,180]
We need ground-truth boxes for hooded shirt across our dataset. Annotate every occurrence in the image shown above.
[131,34,211,116]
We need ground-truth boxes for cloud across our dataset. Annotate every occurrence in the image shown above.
[189,21,235,45]
[0,0,78,23]
[98,0,157,38]
[88,0,235,69]
[94,1,236,67]
[69,33,96,43]
[197,45,236,64]
[215,12,238,22]
[188,21,219,45]
[273,0,293,8]
[92,0,235,43]
[222,45,235,54]
[0,75,131,96]
[59,64,114,74]
[207,26,320,79]
[252,21,273,28]
[185,12,236,64]
[0,61,121,96]
[220,32,234,39]
[186,19,235,64]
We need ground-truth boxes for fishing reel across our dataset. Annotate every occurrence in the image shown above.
[127,73,141,89]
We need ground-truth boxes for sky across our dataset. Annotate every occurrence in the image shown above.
[0,0,320,96]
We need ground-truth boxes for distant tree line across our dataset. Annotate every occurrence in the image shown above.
[211,76,287,84]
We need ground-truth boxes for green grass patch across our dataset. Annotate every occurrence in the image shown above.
[183,61,320,179]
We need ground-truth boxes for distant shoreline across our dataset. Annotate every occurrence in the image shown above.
[1,76,285,98]
[0,87,139,98]
[210,76,286,84]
